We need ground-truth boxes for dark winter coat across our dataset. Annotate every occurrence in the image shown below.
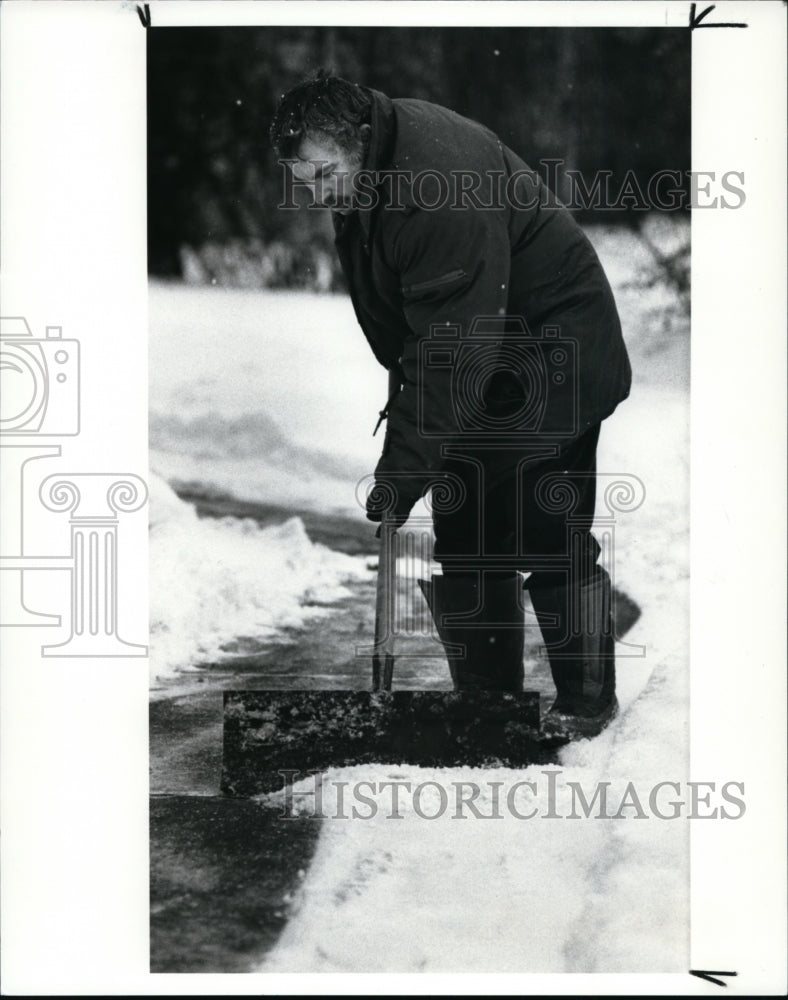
[333,89,632,515]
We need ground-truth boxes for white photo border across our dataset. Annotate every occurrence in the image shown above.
[0,0,785,994]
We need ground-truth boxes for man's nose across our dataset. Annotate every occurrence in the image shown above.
[316,184,337,207]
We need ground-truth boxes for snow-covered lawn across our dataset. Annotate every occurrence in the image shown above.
[149,216,691,971]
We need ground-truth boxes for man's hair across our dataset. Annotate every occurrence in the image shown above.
[269,70,373,159]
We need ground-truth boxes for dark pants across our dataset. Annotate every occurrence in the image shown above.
[432,423,602,583]
[429,424,613,707]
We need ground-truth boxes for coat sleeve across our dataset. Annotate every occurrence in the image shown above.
[374,203,512,510]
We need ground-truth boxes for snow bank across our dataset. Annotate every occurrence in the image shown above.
[148,473,371,681]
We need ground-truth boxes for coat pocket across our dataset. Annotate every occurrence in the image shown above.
[401,268,468,300]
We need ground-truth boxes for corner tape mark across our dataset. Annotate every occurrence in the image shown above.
[689,4,748,29]
[689,969,738,987]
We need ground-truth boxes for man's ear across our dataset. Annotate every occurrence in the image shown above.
[359,123,372,147]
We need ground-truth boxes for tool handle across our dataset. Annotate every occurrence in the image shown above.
[372,514,397,691]
[371,369,401,691]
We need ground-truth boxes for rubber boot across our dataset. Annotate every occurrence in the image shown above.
[419,572,525,692]
[527,566,618,739]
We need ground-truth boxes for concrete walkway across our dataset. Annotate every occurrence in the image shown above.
[149,501,640,972]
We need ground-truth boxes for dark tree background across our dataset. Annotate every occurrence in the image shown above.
[148,27,690,287]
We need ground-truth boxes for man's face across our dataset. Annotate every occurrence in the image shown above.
[290,132,366,214]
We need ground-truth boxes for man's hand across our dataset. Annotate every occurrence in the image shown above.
[364,476,416,526]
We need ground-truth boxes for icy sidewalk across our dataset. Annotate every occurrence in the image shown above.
[150,794,321,973]
[148,481,648,972]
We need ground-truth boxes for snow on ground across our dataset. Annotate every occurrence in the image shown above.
[147,282,385,679]
[149,217,691,971]
[149,284,385,515]
[254,383,689,974]
[148,473,371,681]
